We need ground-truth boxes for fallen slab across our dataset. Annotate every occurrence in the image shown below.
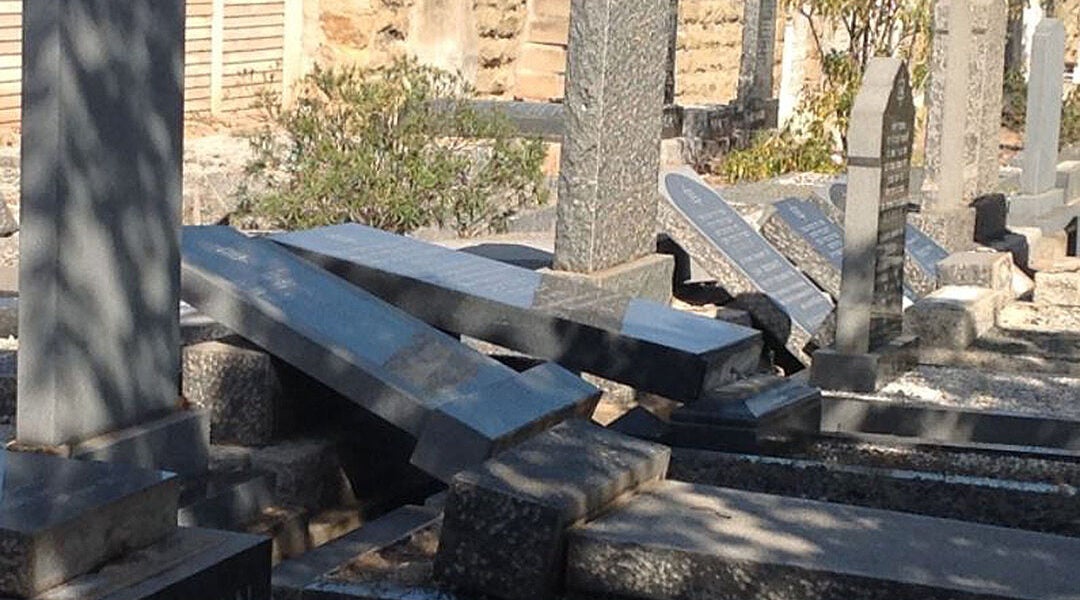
[181,227,599,481]
[568,481,1080,600]
[271,223,763,402]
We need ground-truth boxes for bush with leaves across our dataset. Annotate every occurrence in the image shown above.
[235,60,548,235]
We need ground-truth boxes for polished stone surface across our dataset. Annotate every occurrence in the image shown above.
[434,419,669,600]
[555,0,668,273]
[182,227,596,481]
[18,0,184,446]
[0,451,179,598]
[568,481,1080,600]
[273,224,762,402]
[659,168,832,364]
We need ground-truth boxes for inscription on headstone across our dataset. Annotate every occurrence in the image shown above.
[659,169,833,364]
[836,58,914,355]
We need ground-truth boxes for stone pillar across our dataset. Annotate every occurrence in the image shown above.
[973,0,1008,194]
[17,0,206,474]
[664,0,680,105]
[811,58,916,392]
[552,0,674,302]
[1021,19,1066,195]
[736,0,778,106]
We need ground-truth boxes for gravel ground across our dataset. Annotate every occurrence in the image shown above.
[832,365,1080,420]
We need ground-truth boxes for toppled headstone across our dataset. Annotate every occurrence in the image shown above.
[659,169,833,364]
[434,419,669,600]
[273,224,762,402]
[182,226,598,482]
[0,451,179,598]
[567,481,1080,600]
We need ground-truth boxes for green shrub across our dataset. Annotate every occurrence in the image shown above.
[715,127,840,183]
[1002,69,1027,131]
[235,59,548,235]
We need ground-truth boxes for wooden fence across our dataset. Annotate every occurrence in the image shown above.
[0,0,304,130]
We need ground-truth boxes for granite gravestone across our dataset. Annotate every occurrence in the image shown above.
[273,224,763,402]
[913,0,980,252]
[554,0,674,300]
[658,169,834,365]
[1010,19,1069,227]
[181,227,599,482]
[811,58,916,392]
[972,0,1008,195]
[762,198,920,302]
[16,0,207,474]
[737,0,778,108]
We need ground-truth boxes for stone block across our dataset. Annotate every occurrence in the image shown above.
[808,337,917,393]
[904,286,1002,350]
[0,451,179,598]
[273,224,762,403]
[606,406,670,443]
[908,207,977,253]
[70,410,210,478]
[1008,188,1067,227]
[182,340,281,445]
[1009,226,1068,270]
[936,251,1013,291]
[434,419,670,600]
[542,253,675,303]
[971,192,1008,243]
[1034,258,1080,306]
[251,438,354,512]
[567,481,1080,600]
[33,528,271,600]
[1057,160,1080,202]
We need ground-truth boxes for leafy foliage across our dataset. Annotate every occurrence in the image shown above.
[235,59,548,235]
[1062,85,1080,147]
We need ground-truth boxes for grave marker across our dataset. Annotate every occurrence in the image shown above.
[811,58,916,392]
[658,169,833,365]
[181,227,599,482]
[16,0,207,473]
[554,0,674,300]
[273,224,763,402]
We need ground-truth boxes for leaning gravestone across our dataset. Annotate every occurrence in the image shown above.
[181,226,599,482]
[659,169,834,365]
[273,224,763,402]
[16,0,207,474]
[811,58,916,392]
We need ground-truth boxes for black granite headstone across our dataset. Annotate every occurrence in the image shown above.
[181,227,598,481]
[272,224,763,402]
[658,169,833,365]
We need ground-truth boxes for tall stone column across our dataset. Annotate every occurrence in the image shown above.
[17,0,206,474]
[736,0,778,106]
[552,0,675,302]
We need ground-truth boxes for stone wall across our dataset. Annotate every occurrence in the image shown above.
[313,0,768,105]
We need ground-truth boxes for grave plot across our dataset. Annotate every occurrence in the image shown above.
[658,168,834,366]
[181,226,600,483]
[272,223,763,403]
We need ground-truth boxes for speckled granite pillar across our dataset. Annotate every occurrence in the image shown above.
[554,0,668,277]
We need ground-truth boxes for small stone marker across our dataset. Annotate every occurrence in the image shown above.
[658,169,834,365]
[182,226,599,482]
[17,0,200,470]
[554,0,672,295]
[905,285,1002,350]
[811,58,916,392]
[567,481,1080,600]
[434,419,670,600]
[273,224,763,402]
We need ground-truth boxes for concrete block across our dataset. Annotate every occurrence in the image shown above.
[434,419,669,600]
[1057,160,1080,202]
[567,481,1080,600]
[936,251,1013,291]
[1034,257,1080,306]
[808,337,916,393]
[904,286,1002,349]
[542,253,675,304]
